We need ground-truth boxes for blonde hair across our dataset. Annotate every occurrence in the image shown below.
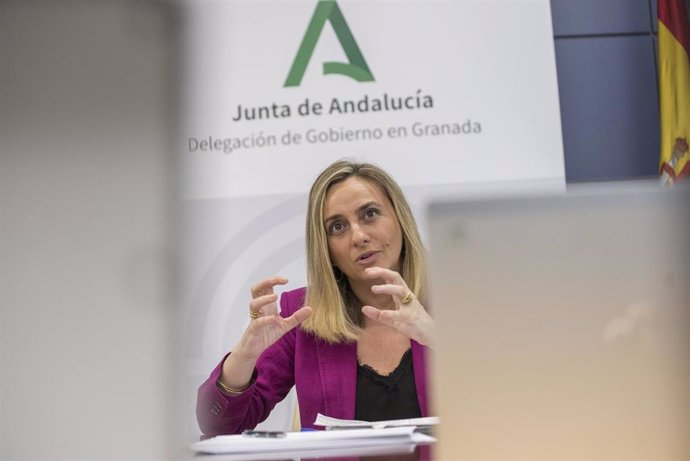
[302,160,428,343]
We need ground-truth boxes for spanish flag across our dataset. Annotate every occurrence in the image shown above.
[658,0,690,185]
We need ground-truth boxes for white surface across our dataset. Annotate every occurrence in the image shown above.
[314,413,440,429]
[191,427,433,455]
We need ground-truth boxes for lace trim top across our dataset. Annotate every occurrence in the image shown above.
[354,348,422,421]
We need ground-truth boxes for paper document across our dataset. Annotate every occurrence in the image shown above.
[191,426,434,455]
[314,413,440,429]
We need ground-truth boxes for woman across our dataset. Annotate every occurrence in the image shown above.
[196,160,435,436]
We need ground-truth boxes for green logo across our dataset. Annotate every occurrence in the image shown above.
[284,0,374,87]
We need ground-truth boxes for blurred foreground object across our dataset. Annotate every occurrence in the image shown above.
[0,1,184,459]
[429,180,690,459]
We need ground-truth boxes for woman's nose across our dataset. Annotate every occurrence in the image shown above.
[351,223,370,246]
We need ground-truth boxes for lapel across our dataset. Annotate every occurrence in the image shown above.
[411,340,429,416]
[315,338,358,419]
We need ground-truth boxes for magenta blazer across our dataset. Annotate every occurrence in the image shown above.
[197,287,430,436]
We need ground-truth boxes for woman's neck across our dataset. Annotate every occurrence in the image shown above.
[349,278,394,311]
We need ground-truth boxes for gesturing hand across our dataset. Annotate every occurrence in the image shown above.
[360,267,435,347]
[234,276,312,361]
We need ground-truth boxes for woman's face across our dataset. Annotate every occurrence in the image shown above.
[323,176,403,286]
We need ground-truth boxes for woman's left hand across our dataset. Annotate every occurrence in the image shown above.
[360,267,435,347]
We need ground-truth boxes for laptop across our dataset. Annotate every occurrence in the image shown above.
[428,181,690,460]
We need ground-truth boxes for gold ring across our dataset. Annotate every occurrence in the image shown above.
[401,292,414,304]
[249,308,261,319]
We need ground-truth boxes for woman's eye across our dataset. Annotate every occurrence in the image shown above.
[329,221,345,234]
[364,208,380,219]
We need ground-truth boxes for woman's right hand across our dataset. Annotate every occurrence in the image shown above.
[220,276,311,391]
[235,276,312,360]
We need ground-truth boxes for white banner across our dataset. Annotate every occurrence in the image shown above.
[181,0,564,434]
[180,0,564,199]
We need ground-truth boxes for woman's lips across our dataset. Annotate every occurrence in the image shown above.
[356,250,380,265]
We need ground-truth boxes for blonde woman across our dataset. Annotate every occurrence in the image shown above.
[197,160,434,436]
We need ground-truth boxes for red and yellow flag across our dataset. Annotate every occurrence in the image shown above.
[658,0,690,185]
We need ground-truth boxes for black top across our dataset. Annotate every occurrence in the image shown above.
[354,348,422,421]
